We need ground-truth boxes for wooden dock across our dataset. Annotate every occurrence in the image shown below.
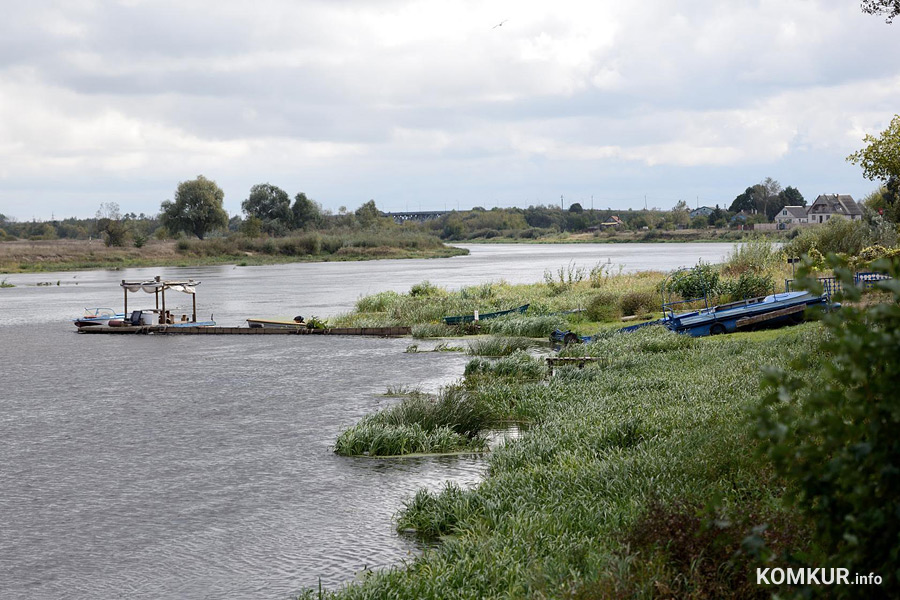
[79,325,412,337]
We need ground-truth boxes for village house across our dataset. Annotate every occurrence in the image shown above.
[806,194,863,224]
[774,206,809,225]
[689,206,715,219]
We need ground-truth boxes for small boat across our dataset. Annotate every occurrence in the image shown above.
[247,316,306,329]
[551,290,831,343]
[73,308,125,329]
[442,304,529,325]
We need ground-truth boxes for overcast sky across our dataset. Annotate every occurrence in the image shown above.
[1,0,898,221]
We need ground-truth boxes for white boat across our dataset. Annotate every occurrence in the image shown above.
[73,308,125,329]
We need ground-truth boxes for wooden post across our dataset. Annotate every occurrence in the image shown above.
[122,280,127,316]
[192,293,197,323]
[161,286,166,324]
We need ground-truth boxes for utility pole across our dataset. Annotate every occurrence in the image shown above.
[560,194,564,210]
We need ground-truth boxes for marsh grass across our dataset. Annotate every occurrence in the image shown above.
[322,323,825,598]
[334,387,495,457]
[465,336,532,356]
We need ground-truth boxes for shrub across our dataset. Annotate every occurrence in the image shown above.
[722,239,783,276]
[754,255,900,595]
[721,271,775,300]
[410,280,442,297]
[619,290,659,316]
[668,261,720,300]
[585,291,621,321]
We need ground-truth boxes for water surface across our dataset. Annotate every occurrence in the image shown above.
[0,243,733,599]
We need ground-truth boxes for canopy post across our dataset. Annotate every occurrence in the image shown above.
[161,287,166,324]
[122,280,127,316]
[192,293,197,322]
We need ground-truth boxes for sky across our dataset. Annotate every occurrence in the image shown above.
[1,0,898,221]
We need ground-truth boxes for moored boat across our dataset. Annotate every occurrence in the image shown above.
[442,304,529,325]
[246,316,306,329]
[73,308,125,329]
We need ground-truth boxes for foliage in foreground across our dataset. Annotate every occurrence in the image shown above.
[317,325,827,598]
[754,255,900,597]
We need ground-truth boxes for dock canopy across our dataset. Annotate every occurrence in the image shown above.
[120,277,202,323]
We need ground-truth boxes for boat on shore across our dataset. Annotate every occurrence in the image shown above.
[551,290,831,343]
[442,304,529,325]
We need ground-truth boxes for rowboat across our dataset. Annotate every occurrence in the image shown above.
[247,316,306,329]
[442,304,529,325]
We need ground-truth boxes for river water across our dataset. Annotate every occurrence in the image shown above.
[0,243,733,599]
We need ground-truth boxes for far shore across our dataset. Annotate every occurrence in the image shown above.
[0,238,469,274]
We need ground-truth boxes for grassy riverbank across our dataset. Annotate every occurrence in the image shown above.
[319,324,823,598]
[0,233,467,273]
[320,244,900,598]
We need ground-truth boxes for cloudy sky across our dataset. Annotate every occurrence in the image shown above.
[1,0,898,221]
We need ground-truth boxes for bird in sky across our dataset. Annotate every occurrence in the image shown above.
[492,19,509,29]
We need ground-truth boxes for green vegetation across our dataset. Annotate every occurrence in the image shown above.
[334,387,492,457]
[465,336,532,357]
[318,325,827,598]
[754,255,900,596]
[0,278,13,288]
[316,252,900,598]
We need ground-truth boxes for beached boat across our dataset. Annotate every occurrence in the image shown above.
[551,290,831,343]
[442,304,529,325]
[246,316,306,329]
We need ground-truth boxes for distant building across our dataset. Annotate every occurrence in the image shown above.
[600,215,624,227]
[806,194,862,224]
[689,206,715,218]
[774,206,809,225]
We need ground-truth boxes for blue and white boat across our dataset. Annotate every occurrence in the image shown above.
[73,307,125,329]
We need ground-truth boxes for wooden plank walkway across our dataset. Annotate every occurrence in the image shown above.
[79,325,411,337]
[735,303,805,329]
[546,356,603,374]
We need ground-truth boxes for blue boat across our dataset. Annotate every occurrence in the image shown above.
[551,290,831,343]
[624,290,829,337]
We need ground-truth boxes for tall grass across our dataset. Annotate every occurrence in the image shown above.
[465,336,532,356]
[334,387,495,456]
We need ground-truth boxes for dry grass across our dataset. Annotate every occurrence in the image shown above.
[0,239,179,272]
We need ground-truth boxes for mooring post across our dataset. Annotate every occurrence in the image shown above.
[122,280,127,316]
[192,293,197,323]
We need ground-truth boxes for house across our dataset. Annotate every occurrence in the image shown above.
[775,206,809,225]
[689,206,715,219]
[807,194,862,224]
[600,215,624,227]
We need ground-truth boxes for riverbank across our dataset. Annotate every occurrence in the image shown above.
[317,320,822,598]
[451,227,781,244]
[0,235,468,273]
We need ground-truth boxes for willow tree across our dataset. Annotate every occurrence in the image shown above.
[160,175,228,240]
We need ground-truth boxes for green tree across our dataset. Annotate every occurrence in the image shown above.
[292,192,322,229]
[862,0,900,22]
[160,175,228,240]
[355,199,381,228]
[95,202,128,247]
[848,115,900,216]
[671,200,690,227]
[241,183,292,226]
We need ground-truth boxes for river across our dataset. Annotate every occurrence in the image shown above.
[0,243,734,599]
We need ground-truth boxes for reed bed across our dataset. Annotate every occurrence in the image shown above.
[334,387,495,457]
[317,324,824,598]
[465,336,532,356]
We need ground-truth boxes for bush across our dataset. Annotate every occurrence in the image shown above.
[668,261,720,300]
[721,271,775,300]
[722,239,783,276]
[619,290,659,316]
[754,255,900,596]
[410,280,442,297]
[585,291,621,321]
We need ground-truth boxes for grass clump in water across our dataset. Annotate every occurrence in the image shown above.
[334,387,493,457]
[466,336,532,356]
